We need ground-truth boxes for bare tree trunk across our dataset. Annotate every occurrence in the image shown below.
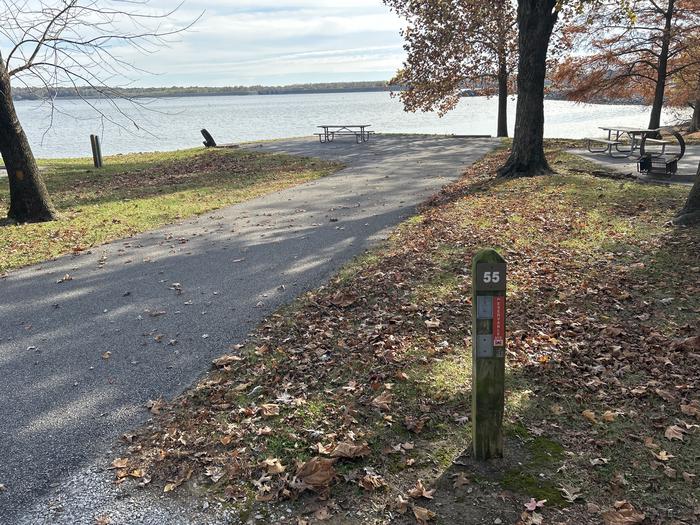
[689,100,699,133]
[0,61,56,222]
[498,0,558,177]
[674,162,700,226]
[648,0,674,131]
[497,60,509,138]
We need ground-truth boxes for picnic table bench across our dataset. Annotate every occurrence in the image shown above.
[316,125,374,144]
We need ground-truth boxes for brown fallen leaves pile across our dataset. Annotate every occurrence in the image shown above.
[117,147,699,523]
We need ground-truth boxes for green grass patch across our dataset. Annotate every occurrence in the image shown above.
[0,147,340,272]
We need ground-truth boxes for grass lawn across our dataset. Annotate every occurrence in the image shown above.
[0,147,340,274]
[117,143,699,524]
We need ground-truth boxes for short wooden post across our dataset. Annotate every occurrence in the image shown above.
[471,248,507,460]
[94,135,103,168]
[90,134,97,166]
[90,134,103,168]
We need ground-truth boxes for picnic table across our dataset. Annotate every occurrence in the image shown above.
[586,126,665,158]
[316,125,373,144]
[584,126,687,177]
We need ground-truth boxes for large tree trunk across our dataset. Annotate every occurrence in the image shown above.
[647,0,674,131]
[497,59,509,138]
[674,161,700,226]
[0,61,56,222]
[497,0,558,177]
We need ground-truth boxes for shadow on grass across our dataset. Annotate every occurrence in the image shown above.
[0,148,339,217]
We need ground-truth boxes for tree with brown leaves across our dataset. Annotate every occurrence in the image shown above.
[667,37,700,131]
[496,0,561,178]
[0,0,197,223]
[553,0,700,131]
[384,0,517,138]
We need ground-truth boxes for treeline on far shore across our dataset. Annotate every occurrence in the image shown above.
[13,81,405,101]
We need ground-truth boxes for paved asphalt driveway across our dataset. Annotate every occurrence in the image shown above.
[0,134,497,524]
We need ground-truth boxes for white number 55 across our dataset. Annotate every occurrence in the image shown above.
[483,271,500,284]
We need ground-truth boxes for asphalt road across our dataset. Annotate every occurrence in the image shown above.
[0,134,497,524]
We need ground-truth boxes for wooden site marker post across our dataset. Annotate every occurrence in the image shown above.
[471,248,506,460]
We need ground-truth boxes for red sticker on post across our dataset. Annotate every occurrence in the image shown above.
[493,296,505,346]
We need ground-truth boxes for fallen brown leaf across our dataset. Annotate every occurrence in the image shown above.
[394,494,410,514]
[680,400,700,419]
[558,484,583,503]
[408,479,435,499]
[643,437,659,450]
[601,500,645,525]
[212,354,243,367]
[652,450,674,461]
[110,458,128,469]
[664,425,685,441]
[262,458,286,474]
[261,403,280,417]
[371,391,393,411]
[293,457,336,492]
[582,409,597,424]
[329,442,371,459]
[412,504,436,524]
[330,292,357,308]
[358,472,387,491]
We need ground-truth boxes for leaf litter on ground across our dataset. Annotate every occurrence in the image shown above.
[115,145,700,523]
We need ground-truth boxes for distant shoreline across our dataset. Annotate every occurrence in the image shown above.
[13,82,406,102]
[13,85,654,106]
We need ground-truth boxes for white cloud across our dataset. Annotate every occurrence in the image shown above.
[100,0,407,85]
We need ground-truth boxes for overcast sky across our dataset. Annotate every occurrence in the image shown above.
[127,0,406,87]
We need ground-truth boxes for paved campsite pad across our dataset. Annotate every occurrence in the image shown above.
[0,134,497,524]
[569,144,700,184]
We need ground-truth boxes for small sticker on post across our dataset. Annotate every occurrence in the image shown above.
[476,295,493,319]
[493,296,505,346]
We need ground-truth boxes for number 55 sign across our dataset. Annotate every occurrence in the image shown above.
[476,263,506,291]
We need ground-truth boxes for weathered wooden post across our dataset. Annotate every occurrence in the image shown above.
[471,248,507,459]
[90,134,103,168]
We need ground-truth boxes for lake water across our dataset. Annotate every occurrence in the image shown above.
[13,91,690,159]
